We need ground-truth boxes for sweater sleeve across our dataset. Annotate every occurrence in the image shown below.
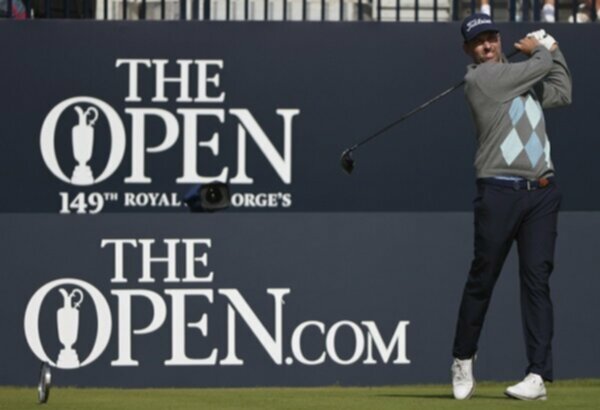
[533,48,572,108]
[470,46,553,103]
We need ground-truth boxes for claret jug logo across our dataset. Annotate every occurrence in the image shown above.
[40,97,127,187]
[24,278,112,369]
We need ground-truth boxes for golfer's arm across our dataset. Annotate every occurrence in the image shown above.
[474,47,553,102]
[534,48,573,108]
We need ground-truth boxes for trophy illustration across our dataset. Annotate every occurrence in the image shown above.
[70,106,99,185]
[56,288,84,368]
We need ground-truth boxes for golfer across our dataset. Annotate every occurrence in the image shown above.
[451,14,572,401]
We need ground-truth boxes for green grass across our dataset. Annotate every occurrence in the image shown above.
[2,379,600,410]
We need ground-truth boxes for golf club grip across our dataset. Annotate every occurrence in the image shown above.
[350,48,521,152]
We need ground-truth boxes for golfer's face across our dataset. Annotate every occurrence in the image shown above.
[465,31,501,64]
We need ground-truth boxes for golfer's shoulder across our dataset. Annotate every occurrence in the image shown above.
[464,61,498,85]
[464,64,478,84]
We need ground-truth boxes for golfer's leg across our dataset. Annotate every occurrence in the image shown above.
[453,185,518,359]
[516,185,561,382]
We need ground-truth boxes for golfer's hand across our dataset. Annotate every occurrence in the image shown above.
[514,37,541,56]
[527,29,558,51]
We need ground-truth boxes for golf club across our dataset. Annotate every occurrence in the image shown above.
[340,49,520,175]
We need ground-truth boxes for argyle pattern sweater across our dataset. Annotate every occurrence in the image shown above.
[464,46,572,179]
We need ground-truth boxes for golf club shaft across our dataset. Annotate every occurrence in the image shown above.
[347,49,520,153]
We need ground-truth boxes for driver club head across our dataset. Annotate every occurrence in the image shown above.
[340,149,355,175]
[37,362,51,404]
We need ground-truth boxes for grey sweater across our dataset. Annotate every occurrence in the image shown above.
[464,46,572,179]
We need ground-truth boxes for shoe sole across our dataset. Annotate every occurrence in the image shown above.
[504,391,547,401]
[454,381,476,400]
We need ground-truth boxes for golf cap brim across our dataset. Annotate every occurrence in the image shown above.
[461,13,499,43]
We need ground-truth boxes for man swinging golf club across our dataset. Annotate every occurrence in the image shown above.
[451,14,572,401]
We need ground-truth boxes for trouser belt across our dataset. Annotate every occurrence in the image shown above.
[478,177,554,191]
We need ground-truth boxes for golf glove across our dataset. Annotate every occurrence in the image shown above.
[527,29,557,50]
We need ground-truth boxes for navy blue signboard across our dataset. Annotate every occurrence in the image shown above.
[0,22,598,213]
[0,21,599,387]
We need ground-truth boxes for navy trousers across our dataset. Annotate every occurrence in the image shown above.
[452,180,561,382]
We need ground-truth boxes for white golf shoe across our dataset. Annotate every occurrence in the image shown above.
[451,357,475,400]
[505,373,547,401]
